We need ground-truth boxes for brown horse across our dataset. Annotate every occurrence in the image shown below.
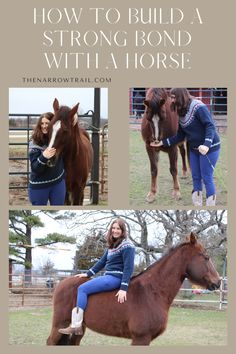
[141,88,188,203]
[48,98,93,205]
[47,233,220,346]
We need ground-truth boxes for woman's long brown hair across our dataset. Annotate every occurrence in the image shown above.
[31,112,54,146]
[106,218,127,249]
[170,88,192,117]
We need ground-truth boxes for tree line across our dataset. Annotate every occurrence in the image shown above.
[9,209,227,282]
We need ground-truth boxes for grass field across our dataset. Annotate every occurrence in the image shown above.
[129,131,227,206]
[9,306,227,346]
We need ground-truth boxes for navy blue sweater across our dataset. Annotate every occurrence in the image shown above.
[162,99,220,151]
[28,141,65,189]
[87,239,135,291]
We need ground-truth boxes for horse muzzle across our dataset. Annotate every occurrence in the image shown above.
[207,279,221,291]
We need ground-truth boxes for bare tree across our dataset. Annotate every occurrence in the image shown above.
[41,259,56,276]
[74,231,106,271]
[62,210,227,271]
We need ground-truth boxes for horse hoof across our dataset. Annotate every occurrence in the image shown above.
[172,190,181,200]
[145,193,156,203]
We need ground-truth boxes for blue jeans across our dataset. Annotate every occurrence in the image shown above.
[189,149,220,197]
[28,179,66,205]
[77,275,121,310]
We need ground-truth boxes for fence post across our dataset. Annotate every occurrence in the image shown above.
[219,278,223,310]
[91,88,100,204]
[21,274,25,307]
[27,115,30,186]
[101,124,108,195]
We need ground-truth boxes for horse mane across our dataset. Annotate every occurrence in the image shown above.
[146,87,169,101]
[53,105,73,125]
[131,240,193,280]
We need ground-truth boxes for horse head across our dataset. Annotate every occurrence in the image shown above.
[185,232,221,291]
[48,98,80,154]
[144,88,169,121]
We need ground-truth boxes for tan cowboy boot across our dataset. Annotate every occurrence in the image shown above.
[58,307,84,335]
[192,191,203,206]
[206,195,216,206]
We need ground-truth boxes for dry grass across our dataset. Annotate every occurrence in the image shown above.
[9,306,227,346]
[129,131,227,207]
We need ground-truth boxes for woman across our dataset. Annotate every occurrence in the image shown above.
[151,88,220,206]
[28,112,66,205]
[58,218,135,335]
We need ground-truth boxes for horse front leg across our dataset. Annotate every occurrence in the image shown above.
[178,142,188,177]
[72,184,85,205]
[47,327,71,345]
[168,147,181,200]
[145,146,159,203]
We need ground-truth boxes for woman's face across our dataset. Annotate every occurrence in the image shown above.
[41,117,50,135]
[170,94,176,104]
[111,222,123,239]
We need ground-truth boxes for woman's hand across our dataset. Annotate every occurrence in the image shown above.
[198,145,209,155]
[150,140,163,147]
[43,147,56,159]
[115,290,127,303]
[74,273,89,278]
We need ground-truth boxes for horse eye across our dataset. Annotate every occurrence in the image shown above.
[199,253,209,261]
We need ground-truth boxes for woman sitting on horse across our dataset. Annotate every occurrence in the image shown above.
[58,218,135,335]
[152,88,220,206]
[28,112,66,205]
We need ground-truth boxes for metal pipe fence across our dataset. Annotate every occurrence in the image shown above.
[129,88,227,133]
[9,274,227,310]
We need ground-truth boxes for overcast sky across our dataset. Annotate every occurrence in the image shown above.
[9,88,108,118]
[31,212,78,271]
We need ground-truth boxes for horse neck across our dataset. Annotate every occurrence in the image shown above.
[144,245,189,307]
[66,125,81,153]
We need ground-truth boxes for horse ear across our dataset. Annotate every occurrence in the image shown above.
[190,232,197,244]
[144,100,149,107]
[70,103,80,117]
[53,98,60,112]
